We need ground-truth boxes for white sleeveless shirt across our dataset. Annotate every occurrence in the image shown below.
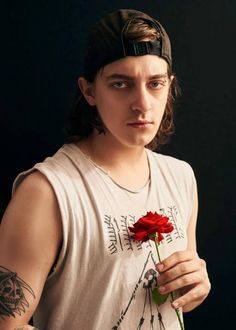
[13,143,197,330]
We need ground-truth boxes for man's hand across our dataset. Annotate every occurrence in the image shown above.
[156,250,211,312]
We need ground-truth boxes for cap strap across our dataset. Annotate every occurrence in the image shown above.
[123,40,162,56]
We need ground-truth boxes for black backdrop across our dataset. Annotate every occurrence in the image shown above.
[1,0,236,329]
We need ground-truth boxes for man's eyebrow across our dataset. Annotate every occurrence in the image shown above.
[105,73,167,81]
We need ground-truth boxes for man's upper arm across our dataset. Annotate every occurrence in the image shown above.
[0,171,62,328]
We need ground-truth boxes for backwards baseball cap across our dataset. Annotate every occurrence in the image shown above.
[83,9,172,80]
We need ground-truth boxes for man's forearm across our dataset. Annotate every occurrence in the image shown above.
[13,326,39,330]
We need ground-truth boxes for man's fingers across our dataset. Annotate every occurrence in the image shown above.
[157,257,206,285]
[156,250,198,272]
[171,280,211,310]
[158,270,204,294]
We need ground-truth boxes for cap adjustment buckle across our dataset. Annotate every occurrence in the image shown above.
[123,40,162,57]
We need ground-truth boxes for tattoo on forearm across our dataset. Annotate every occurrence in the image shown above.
[0,266,36,319]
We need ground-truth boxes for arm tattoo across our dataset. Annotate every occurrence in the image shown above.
[0,266,36,319]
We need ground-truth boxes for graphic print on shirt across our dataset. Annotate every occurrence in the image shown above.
[103,206,185,330]
[111,252,166,330]
[104,205,184,255]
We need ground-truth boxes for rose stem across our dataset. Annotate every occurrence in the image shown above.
[154,236,185,330]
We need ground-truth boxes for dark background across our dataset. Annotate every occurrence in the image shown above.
[1,0,236,328]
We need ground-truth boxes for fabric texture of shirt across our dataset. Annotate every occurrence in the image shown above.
[13,143,197,330]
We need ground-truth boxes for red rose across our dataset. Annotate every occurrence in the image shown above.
[129,211,174,243]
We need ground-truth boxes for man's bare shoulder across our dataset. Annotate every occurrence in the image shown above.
[1,169,62,250]
[14,170,56,199]
[1,169,61,234]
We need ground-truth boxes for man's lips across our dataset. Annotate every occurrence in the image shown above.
[127,120,153,127]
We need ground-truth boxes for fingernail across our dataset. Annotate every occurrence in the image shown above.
[157,263,164,272]
[172,302,179,309]
[158,286,166,293]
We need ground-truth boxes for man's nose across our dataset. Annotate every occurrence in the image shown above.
[130,86,152,113]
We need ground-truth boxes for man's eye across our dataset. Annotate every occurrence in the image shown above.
[149,81,165,89]
[112,81,128,89]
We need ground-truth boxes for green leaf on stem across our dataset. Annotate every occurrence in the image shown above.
[152,286,169,306]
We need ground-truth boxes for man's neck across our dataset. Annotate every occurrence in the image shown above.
[79,132,146,167]
[77,134,150,191]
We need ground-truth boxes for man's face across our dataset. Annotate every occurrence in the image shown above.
[88,55,171,149]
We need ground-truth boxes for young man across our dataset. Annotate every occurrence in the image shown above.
[0,9,210,330]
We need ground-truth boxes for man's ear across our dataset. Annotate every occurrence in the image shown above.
[170,75,174,84]
[78,77,96,106]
